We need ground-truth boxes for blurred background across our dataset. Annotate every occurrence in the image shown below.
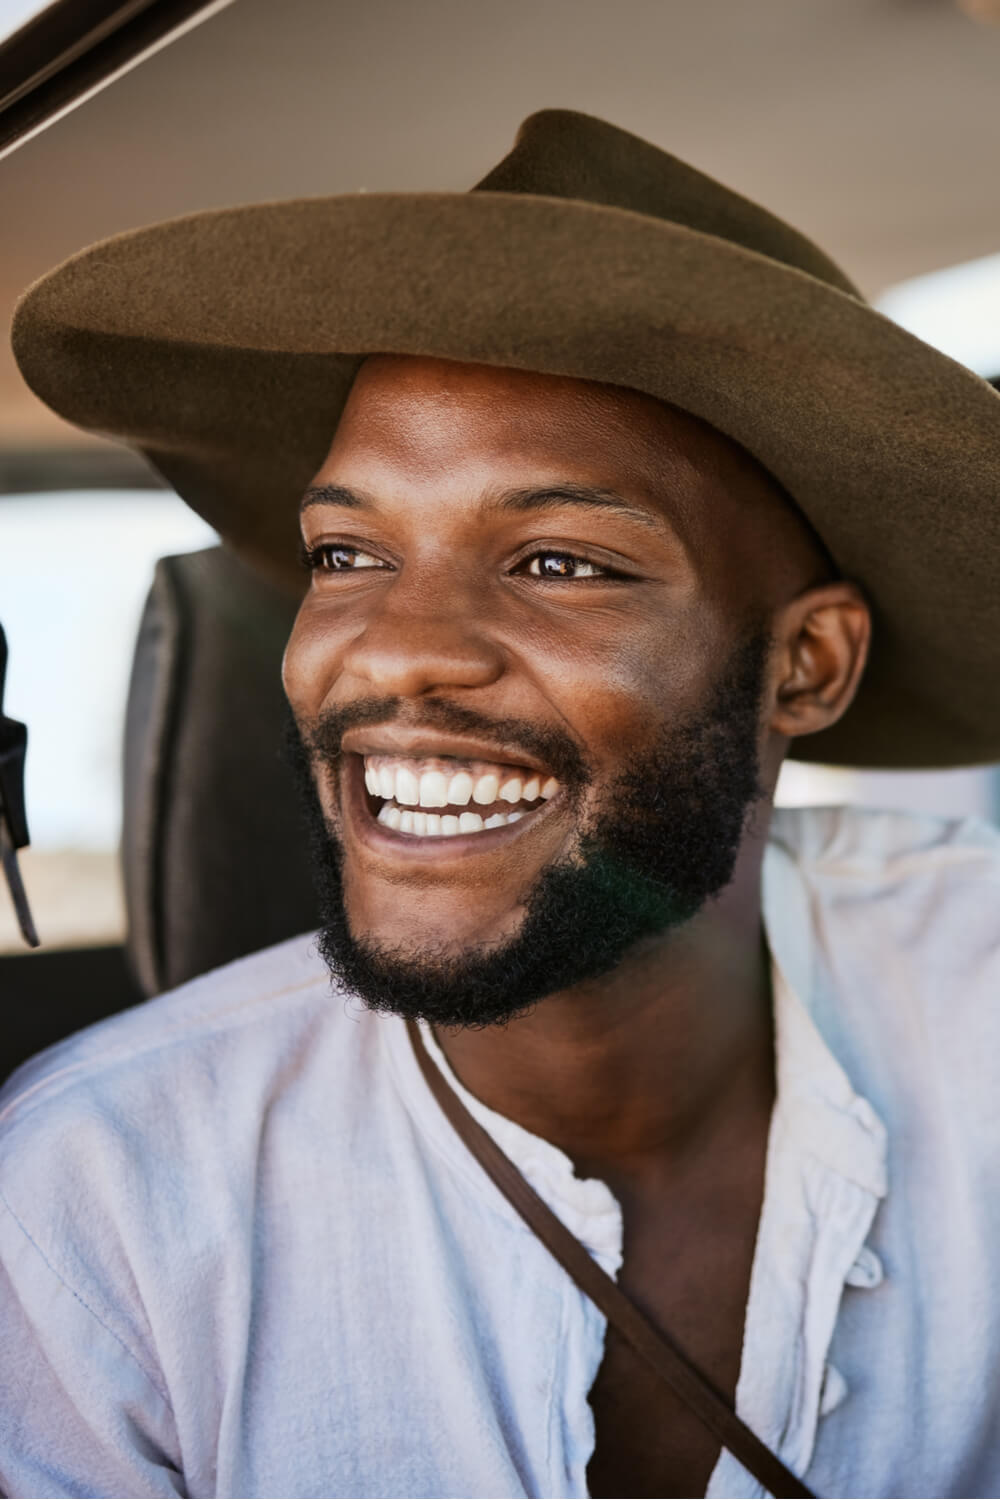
[1,0,999,981]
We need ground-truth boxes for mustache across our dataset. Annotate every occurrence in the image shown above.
[298,695,591,790]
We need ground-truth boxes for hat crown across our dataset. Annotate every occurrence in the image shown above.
[476,109,859,299]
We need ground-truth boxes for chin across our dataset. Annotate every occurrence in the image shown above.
[344,898,527,966]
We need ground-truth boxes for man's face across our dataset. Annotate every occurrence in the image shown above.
[283,358,820,1023]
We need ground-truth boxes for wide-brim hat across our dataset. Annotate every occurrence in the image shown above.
[11,109,1000,768]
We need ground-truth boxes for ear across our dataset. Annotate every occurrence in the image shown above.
[768,581,871,741]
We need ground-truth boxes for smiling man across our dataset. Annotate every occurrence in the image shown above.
[3,111,1000,1500]
[287,357,860,1039]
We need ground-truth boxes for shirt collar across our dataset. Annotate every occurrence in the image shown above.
[385,822,888,1246]
[763,834,888,1199]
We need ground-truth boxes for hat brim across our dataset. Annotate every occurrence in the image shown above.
[12,191,1000,768]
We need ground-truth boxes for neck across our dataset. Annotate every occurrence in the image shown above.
[432,825,775,1188]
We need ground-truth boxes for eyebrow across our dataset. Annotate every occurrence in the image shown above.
[300,483,365,513]
[300,481,664,531]
[488,484,663,532]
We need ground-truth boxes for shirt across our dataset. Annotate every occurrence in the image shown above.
[1,803,1000,1499]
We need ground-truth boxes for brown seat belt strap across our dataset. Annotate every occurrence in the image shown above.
[406,1020,815,1500]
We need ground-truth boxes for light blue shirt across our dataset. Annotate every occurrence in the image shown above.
[2,805,1000,1498]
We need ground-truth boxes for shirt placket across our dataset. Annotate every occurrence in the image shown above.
[707,965,888,1499]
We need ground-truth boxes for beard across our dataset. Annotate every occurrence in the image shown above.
[285,628,770,1029]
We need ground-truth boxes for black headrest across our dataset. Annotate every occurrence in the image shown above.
[122,546,318,996]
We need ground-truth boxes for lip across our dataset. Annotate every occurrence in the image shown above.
[340,726,555,778]
[339,752,566,864]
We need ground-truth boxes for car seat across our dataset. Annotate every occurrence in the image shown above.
[122,545,319,996]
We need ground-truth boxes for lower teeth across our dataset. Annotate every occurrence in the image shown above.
[377,804,526,836]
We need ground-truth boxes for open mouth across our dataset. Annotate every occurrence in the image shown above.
[361,753,559,839]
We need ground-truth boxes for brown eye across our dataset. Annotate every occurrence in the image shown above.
[307,544,385,572]
[525,552,603,579]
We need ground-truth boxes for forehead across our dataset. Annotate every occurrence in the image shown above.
[317,355,827,599]
[330,356,728,498]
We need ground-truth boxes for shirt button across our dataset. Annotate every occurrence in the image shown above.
[845,1245,884,1288]
[850,1096,880,1133]
[819,1363,849,1416]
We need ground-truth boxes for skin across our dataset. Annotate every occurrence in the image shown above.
[283,355,870,1497]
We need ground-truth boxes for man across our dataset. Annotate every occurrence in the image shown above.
[2,110,1000,1499]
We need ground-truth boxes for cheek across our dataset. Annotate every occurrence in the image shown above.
[526,608,722,767]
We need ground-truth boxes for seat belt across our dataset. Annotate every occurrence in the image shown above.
[406,1019,814,1500]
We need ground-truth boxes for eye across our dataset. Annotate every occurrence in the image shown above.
[302,543,387,573]
[522,551,607,579]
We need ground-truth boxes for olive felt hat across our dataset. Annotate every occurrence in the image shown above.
[11,109,1000,768]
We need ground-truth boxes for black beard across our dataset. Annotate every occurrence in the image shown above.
[284,629,769,1029]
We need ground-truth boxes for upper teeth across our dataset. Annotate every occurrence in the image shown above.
[363,757,558,811]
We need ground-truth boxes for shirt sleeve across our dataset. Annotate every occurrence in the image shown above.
[0,1188,185,1499]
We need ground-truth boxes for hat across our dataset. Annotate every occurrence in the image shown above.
[11,109,1000,768]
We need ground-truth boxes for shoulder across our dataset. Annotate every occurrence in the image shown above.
[2,931,331,1118]
[767,802,1000,1122]
[0,937,378,1494]
[768,802,1000,954]
[769,799,1000,879]
[0,933,384,1360]
[0,932,373,1217]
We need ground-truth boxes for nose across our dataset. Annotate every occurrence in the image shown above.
[339,576,505,699]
